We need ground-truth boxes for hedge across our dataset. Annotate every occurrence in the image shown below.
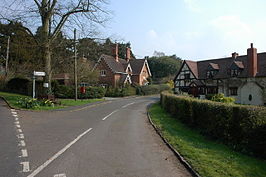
[79,87,106,99]
[105,86,136,97]
[160,91,266,159]
[137,84,171,95]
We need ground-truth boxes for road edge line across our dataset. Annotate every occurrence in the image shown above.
[146,103,201,177]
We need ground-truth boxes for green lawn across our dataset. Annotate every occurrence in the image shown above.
[0,91,103,110]
[149,103,266,177]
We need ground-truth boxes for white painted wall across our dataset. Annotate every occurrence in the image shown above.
[240,82,264,105]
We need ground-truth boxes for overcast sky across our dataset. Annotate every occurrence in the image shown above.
[104,0,266,60]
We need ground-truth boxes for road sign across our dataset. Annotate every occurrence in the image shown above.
[33,71,45,76]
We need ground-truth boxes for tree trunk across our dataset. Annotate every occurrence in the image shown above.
[44,42,52,94]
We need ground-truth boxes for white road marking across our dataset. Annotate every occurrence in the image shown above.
[102,110,118,121]
[14,121,20,125]
[12,112,17,115]
[15,117,19,121]
[54,174,66,177]
[21,161,30,172]
[19,140,26,147]
[17,129,23,133]
[11,109,15,111]
[13,114,18,117]
[122,102,135,108]
[17,134,25,139]
[27,128,93,177]
[16,124,21,128]
[20,149,28,157]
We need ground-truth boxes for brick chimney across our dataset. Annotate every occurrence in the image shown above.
[232,52,238,59]
[126,47,131,62]
[113,43,119,62]
[247,43,258,77]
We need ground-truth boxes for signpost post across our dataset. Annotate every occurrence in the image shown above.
[32,71,45,98]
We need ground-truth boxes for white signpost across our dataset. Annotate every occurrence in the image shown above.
[33,71,46,98]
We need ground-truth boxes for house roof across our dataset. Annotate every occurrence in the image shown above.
[101,54,128,73]
[129,59,146,75]
[175,52,266,81]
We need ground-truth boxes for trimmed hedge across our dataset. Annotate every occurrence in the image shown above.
[137,84,171,95]
[105,86,136,97]
[160,91,266,158]
[79,87,106,99]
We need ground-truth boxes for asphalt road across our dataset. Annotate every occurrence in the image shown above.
[0,99,21,177]
[1,96,191,177]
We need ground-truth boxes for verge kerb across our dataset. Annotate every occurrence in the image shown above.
[147,103,201,177]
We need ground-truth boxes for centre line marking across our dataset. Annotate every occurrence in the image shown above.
[54,174,66,177]
[27,128,93,177]
[122,102,135,108]
[102,110,118,121]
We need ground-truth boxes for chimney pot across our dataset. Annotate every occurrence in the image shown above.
[251,43,253,48]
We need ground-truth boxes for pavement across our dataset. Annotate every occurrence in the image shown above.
[0,96,191,177]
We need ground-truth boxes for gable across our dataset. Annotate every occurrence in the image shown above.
[175,62,196,80]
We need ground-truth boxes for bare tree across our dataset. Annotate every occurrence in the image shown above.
[0,0,109,93]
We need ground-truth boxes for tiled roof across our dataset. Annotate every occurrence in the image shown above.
[101,54,128,73]
[185,60,198,78]
[129,59,145,75]
[186,52,266,79]
[209,63,220,70]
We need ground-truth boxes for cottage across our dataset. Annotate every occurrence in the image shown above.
[93,44,151,87]
[174,43,266,105]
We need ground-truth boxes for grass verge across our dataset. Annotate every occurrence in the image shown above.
[0,91,103,110]
[148,103,266,177]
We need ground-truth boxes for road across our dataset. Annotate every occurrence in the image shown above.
[1,96,191,177]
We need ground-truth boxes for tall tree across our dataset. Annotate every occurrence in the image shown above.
[0,0,109,93]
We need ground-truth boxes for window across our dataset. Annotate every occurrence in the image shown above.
[231,69,240,77]
[100,70,106,76]
[207,70,218,78]
[229,87,238,96]
[184,73,190,79]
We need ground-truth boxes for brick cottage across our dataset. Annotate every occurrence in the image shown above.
[93,44,152,88]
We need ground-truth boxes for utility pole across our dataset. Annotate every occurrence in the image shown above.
[5,36,10,76]
[74,29,78,101]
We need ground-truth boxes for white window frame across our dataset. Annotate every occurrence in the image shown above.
[100,70,106,76]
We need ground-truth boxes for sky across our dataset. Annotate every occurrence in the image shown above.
[103,0,266,60]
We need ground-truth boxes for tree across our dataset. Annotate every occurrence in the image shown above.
[1,0,109,93]
[148,55,182,83]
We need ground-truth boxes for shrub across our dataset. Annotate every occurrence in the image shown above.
[211,93,235,103]
[17,97,54,109]
[54,85,75,98]
[160,91,266,158]
[79,86,106,99]
[105,86,136,97]
[137,84,171,95]
[6,77,30,95]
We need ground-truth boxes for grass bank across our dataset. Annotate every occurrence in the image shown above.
[148,103,266,177]
[0,91,103,110]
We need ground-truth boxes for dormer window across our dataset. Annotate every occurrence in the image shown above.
[229,61,244,77]
[206,63,219,79]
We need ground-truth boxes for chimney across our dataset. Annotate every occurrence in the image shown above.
[113,43,119,62]
[126,47,131,62]
[247,43,258,77]
[232,52,238,59]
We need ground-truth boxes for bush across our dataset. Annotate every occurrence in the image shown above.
[17,97,54,109]
[105,86,136,97]
[160,91,266,158]
[6,77,30,95]
[54,85,75,98]
[137,84,171,95]
[211,93,235,103]
[79,87,106,99]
